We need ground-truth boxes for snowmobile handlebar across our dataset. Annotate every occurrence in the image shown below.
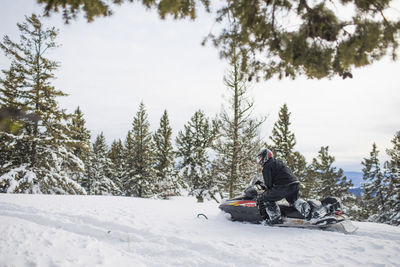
[254,180,267,191]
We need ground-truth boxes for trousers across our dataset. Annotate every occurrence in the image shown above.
[261,182,300,205]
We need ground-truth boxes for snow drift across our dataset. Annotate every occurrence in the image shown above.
[1,194,400,266]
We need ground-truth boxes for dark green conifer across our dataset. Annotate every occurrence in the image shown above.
[67,107,91,160]
[107,139,125,194]
[270,104,296,160]
[87,133,120,195]
[153,110,179,199]
[213,56,263,199]
[122,131,134,196]
[176,110,219,202]
[123,102,155,197]
[308,146,354,212]
[0,14,84,194]
[0,66,27,177]
[66,106,91,188]
[382,131,400,225]
[269,104,307,186]
[360,143,385,221]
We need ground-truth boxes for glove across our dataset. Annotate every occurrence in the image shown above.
[254,180,267,190]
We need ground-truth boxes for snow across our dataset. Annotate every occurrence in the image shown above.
[1,194,400,267]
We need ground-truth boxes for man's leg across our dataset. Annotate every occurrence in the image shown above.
[264,201,282,224]
[260,187,286,224]
[285,183,312,219]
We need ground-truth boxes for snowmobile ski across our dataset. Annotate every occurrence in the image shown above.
[197,213,208,220]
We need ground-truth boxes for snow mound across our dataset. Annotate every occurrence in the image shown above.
[1,194,400,266]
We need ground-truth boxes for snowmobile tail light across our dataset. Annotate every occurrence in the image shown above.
[336,211,343,215]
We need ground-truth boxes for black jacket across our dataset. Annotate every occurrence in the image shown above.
[262,158,299,189]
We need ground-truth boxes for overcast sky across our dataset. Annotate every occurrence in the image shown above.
[1,0,399,172]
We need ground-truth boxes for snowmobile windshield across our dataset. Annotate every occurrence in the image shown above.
[243,185,258,199]
[249,176,265,190]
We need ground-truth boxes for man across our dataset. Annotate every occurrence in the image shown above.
[256,148,311,224]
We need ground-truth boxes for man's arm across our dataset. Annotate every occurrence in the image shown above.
[262,164,273,189]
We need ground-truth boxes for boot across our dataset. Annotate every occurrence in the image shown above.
[264,201,283,225]
[293,199,311,219]
[256,197,269,220]
[311,206,328,220]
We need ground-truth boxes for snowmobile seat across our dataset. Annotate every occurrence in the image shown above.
[279,204,305,219]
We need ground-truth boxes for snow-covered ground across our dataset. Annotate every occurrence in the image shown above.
[1,194,400,267]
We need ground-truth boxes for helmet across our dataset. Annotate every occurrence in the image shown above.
[257,148,273,166]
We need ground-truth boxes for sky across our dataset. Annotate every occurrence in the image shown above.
[1,0,399,172]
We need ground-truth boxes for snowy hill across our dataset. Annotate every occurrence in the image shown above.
[1,194,400,266]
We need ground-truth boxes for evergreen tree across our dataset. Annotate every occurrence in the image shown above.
[0,65,27,177]
[66,106,91,186]
[121,131,134,196]
[122,131,134,196]
[87,133,120,195]
[213,58,263,199]
[308,146,354,212]
[382,131,400,225]
[0,60,27,131]
[153,110,179,199]
[270,104,296,160]
[107,139,125,194]
[269,104,307,187]
[302,166,318,200]
[175,110,219,202]
[0,14,84,194]
[0,64,27,134]
[360,143,385,221]
[123,102,155,197]
[67,107,91,160]
[0,66,24,110]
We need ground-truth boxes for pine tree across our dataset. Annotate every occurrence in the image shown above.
[107,139,125,194]
[67,107,91,160]
[302,166,318,200]
[66,106,91,186]
[175,110,219,202]
[87,133,120,195]
[269,104,308,187]
[0,66,24,110]
[153,110,179,199]
[308,146,354,212]
[360,143,385,221]
[213,58,263,199]
[123,102,155,197]
[382,131,400,225]
[270,104,296,160]
[122,131,134,196]
[0,65,26,177]
[0,14,84,194]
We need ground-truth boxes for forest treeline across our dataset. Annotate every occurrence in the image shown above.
[0,15,399,226]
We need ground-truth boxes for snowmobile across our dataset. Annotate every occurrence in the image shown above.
[219,177,358,234]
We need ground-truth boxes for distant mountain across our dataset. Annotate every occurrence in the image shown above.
[349,187,363,197]
[343,171,363,188]
[343,171,364,196]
